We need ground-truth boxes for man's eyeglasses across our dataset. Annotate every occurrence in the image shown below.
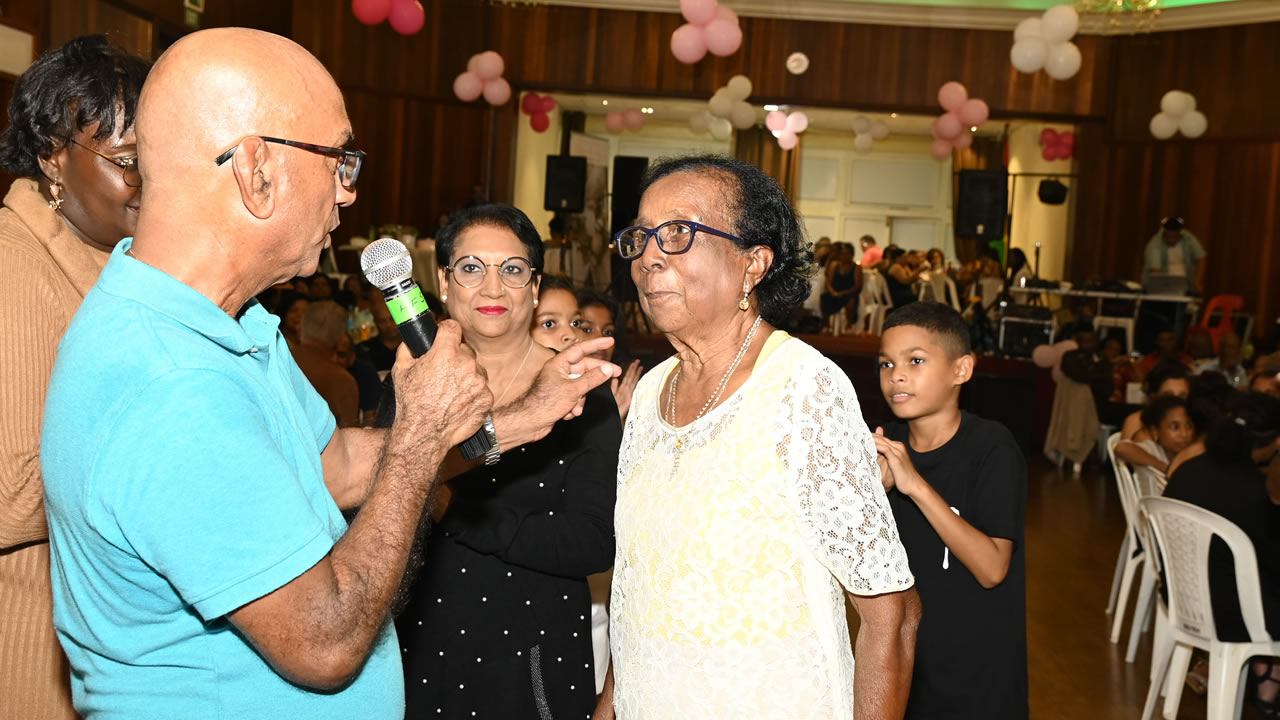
[214,136,365,190]
[614,220,741,260]
[68,139,141,188]
[445,256,538,289]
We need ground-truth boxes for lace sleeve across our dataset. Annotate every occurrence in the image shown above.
[775,357,914,595]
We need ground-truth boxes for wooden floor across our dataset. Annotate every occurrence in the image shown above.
[851,455,1268,720]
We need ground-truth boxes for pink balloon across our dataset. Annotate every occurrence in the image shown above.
[938,81,968,112]
[704,19,742,57]
[930,138,952,160]
[1040,128,1060,146]
[388,0,424,34]
[959,98,989,126]
[785,111,808,134]
[714,5,738,24]
[530,113,550,133]
[482,78,511,106]
[540,95,557,113]
[625,109,645,130]
[453,72,483,102]
[604,112,625,133]
[521,92,541,115]
[952,131,973,150]
[1057,141,1074,159]
[1042,145,1058,162]
[467,54,481,74]
[352,0,391,25]
[935,112,963,140]
[680,0,718,26]
[765,111,787,132]
[778,130,799,150]
[671,23,708,64]
[473,51,504,81]
[1060,130,1075,147]
[1031,344,1056,368]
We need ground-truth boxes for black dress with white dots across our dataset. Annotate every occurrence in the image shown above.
[398,386,620,719]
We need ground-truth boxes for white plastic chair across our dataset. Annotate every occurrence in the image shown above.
[1095,297,1141,353]
[1140,497,1280,720]
[1126,466,1168,663]
[859,270,893,335]
[1106,433,1146,647]
[918,274,962,311]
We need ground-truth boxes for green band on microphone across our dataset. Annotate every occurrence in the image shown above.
[387,286,430,325]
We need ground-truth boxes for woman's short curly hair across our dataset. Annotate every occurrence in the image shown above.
[0,35,150,178]
[636,154,814,327]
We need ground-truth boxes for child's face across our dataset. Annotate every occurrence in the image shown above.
[532,288,582,352]
[878,325,972,420]
[578,303,616,362]
[1154,407,1194,456]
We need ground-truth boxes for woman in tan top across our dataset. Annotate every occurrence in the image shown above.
[0,35,149,718]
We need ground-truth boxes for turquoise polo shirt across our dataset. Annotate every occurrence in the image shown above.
[41,240,403,719]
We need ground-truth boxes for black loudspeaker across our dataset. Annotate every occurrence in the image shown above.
[956,170,1008,239]
[998,316,1054,358]
[1038,179,1068,205]
[611,156,648,235]
[544,156,586,213]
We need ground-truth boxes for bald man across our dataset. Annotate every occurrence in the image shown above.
[39,29,617,718]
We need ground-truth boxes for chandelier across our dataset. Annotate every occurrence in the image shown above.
[1074,0,1162,34]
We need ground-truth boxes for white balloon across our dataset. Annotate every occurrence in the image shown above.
[786,52,810,75]
[1149,113,1178,140]
[689,111,711,133]
[1014,17,1042,41]
[1040,5,1079,44]
[851,115,872,135]
[726,75,753,101]
[785,111,809,134]
[708,90,734,119]
[1044,41,1082,80]
[871,120,890,140]
[1160,90,1194,118]
[709,117,733,140]
[854,134,874,153]
[1010,38,1048,74]
[1179,111,1208,138]
[730,101,756,130]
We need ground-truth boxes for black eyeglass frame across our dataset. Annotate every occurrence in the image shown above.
[613,220,742,260]
[67,139,141,188]
[214,136,366,189]
[444,255,540,289]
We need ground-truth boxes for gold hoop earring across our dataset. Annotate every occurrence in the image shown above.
[739,289,750,311]
[48,183,64,211]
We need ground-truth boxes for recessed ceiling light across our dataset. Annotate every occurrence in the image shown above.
[764,104,779,112]
[970,126,978,132]
[602,100,609,106]
[890,113,898,118]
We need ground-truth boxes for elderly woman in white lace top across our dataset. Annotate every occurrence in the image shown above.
[593,155,921,720]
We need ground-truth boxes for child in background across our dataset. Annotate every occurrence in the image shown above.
[531,275,583,352]
[872,302,1029,720]
[577,291,643,422]
[1114,395,1195,473]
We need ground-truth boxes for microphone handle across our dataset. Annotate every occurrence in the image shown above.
[381,281,493,461]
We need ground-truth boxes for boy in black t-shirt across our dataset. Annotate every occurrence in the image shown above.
[872,302,1028,720]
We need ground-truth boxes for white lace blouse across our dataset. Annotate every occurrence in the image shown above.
[609,331,914,719]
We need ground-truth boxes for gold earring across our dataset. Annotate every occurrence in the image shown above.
[739,289,750,311]
[48,183,64,211]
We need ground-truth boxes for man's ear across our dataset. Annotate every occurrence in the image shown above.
[231,137,274,220]
[954,352,975,385]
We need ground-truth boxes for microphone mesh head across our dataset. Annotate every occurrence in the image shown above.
[361,238,414,289]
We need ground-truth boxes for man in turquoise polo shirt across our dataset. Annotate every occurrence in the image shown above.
[40,29,617,719]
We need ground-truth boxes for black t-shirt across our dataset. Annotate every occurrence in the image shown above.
[886,411,1029,720]
[1163,453,1280,641]
[357,337,398,372]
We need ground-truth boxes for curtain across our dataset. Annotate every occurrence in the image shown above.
[733,127,801,203]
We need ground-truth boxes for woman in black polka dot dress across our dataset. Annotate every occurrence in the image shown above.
[396,205,619,719]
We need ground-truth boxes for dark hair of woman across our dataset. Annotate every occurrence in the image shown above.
[1144,361,1191,397]
[0,35,150,177]
[1186,372,1235,434]
[436,202,545,272]
[636,154,813,327]
[883,245,906,264]
[1206,391,1280,465]
[1140,394,1189,431]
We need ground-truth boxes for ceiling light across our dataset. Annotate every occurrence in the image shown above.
[602,100,609,106]
[764,104,779,112]
[970,126,978,132]
[890,113,898,118]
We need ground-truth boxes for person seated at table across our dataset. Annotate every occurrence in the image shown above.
[1193,331,1249,389]
[291,300,359,428]
[1166,372,1236,477]
[1142,215,1206,295]
[883,245,924,309]
[926,248,947,272]
[1138,329,1192,375]
[821,241,860,332]
[1164,391,1280,717]
[1185,327,1216,365]
[531,274,583,352]
[356,294,402,373]
[1121,362,1192,440]
[1252,356,1280,400]
[1115,395,1194,473]
[1062,329,1137,428]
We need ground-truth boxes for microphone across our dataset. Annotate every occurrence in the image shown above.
[360,238,494,462]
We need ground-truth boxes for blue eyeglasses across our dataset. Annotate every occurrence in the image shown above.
[613,220,741,260]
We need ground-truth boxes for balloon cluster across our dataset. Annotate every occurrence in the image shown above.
[689,112,733,140]
[1010,5,1082,81]
[765,110,809,151]
[708,75,756,130]
[1039,128,1075,161]
[453,52,511,106]
[604,109,647,134]
[671,0,743,63]
[520,92,558,134]
[351,0,425,35]
[1032,339,1078,382]
[929,82,988,160]
[1149,91,1207,140]
[851,115,890,154]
